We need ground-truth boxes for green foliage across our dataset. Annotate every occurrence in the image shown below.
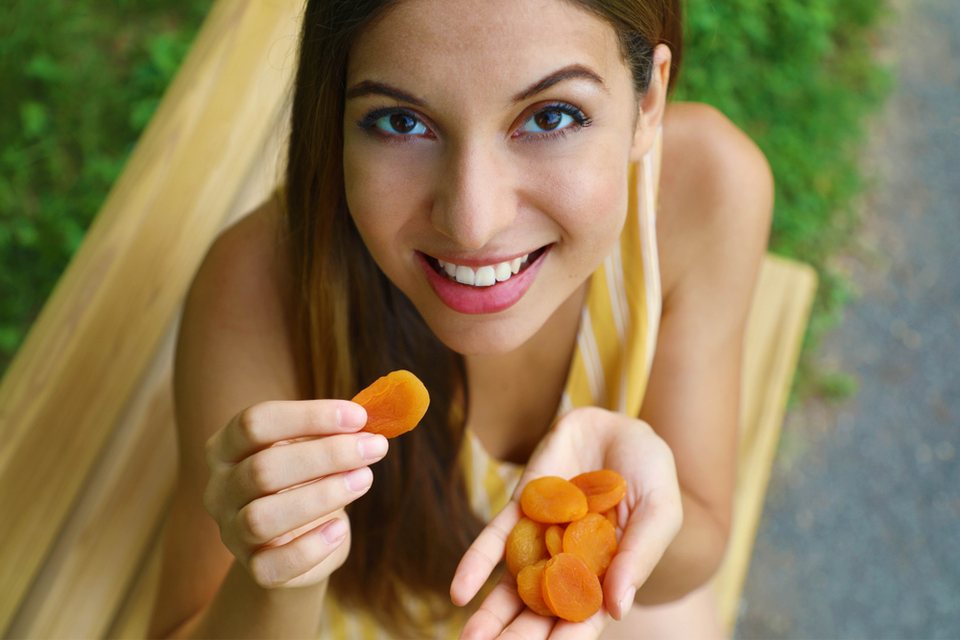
[677,0,891,392]
[0,0,212,373]
[0,0,890,386]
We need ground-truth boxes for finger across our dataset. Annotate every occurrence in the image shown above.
[602,484,683,620]
[548,607,609,640]
[230,467,373,550]
[225,432,388,507]
[450,501,523,606]
[496,609,557,640]
[458,573,528,640]
[212,400,367,463]
[246,517,348,588]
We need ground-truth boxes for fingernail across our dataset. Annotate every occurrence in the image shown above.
[344,466,373,493]
[619,586,636,618]
[338,403,366,429]
[358,434,388,461]
[320,518,348,545]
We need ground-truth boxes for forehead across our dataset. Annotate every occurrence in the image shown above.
[347,0,628,100]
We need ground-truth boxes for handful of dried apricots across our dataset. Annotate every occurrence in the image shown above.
[507,470,627,622]
[351,370,430,439]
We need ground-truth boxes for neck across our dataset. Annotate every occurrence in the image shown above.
[463,281,586,463]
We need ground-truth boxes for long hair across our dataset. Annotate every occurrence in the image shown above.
[283,0,684,633]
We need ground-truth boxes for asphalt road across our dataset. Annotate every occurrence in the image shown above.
[735,0,960,637]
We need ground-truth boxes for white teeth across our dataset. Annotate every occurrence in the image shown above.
[474,266,496,287]
[440,252,531,287]
[455,265,475,285]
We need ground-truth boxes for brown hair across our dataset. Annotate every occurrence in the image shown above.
[284,0,683,634]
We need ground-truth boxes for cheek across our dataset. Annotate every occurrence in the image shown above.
[539,155,629,257]
[343,139,429,246]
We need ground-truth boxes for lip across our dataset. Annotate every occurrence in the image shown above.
[417,246,550,314]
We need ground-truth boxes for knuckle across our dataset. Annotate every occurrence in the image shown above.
[248,552,282,589]
[246,450,277,494]
[201,485,218,519]
[237,403,270,445]
[238,502,273,543]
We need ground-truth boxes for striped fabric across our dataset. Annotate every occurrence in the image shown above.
[318,130,663,639]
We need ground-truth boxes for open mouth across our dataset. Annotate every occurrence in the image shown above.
[425,246,548,287]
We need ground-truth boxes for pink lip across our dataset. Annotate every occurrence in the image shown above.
[417,247,550,314]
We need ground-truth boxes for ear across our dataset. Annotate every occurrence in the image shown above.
[629,44,672,162]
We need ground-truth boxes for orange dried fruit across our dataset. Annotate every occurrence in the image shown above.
[520,476,588,524]
[351,370,430,439]
[541,552,603,622]
[562,513,617,578]
[603,507,618,530]
[545,524,565,557]
[516,559,552,617]
[570,470,627,513]
[505,517,549,577]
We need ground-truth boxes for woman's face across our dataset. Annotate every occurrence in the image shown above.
[343,0,656,356]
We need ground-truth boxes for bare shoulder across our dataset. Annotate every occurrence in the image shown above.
[657,102,773,309]
[175,194,304,443]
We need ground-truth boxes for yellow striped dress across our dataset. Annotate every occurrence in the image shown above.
[318,130,664,639]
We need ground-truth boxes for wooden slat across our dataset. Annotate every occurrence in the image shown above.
[2,100,290,638]
[712,255,818,631]
[0,0,303,633]
[5,325,178,639]
[106,537,165,640]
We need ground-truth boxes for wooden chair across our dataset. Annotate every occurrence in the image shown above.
[0,1,817,636]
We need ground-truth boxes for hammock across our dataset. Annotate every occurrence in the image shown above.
[0,1,817,636]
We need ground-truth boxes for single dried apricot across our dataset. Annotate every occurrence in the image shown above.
[570,470,627,513]
[563,512,617,578]
[516,559,552,617]
[351,370,430,439]
[520,477,588,524]
[603,507,618,530]
[505,517,549,576]
[541,553,603,622]
[545,524,565,557]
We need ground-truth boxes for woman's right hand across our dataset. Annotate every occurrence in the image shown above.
[202,399,387,589]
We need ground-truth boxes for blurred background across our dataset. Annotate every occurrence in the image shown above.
[1,0,956,637]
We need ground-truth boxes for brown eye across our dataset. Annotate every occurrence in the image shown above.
[390,113,417,133]
[534,109,563,131]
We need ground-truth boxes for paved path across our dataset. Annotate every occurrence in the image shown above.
[735,0,960,637]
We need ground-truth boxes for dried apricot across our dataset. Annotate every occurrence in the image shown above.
[541,553,603,622]
[516,559,552,617]
[351,370,430,439]
[545,524,565,557]
[570,470,627,513]
[603,507,618,530]
[562,513,617,578]
[520,477,588,524]
[505,517,549,576]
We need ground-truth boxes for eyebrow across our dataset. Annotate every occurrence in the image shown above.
[344,81,426,106]
[511,64,606,103]
[344,64,606,107]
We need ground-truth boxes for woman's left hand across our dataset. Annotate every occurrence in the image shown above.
[450,406,683,640]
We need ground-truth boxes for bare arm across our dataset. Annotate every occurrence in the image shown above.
[634,102,774,604]
[147,202,378,638]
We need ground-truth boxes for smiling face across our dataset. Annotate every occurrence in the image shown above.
[343,0,660,356]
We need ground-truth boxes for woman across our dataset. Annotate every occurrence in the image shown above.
[148,0,773,637]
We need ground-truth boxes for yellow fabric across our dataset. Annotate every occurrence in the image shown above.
[318,130,663,639]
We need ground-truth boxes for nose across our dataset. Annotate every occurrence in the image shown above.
[431,142,516,250]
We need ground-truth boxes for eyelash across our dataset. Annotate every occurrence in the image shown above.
[355,103,592,141]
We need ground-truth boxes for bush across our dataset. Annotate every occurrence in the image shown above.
[0,0,212,374]
[676,0,890,396]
